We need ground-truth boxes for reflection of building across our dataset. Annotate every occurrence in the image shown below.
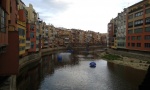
[17,61,42,90]
[126,0,150,51]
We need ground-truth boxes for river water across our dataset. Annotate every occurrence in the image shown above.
[16,52,146,90]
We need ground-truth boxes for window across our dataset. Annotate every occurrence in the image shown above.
[117,42,125,47]
[131,43,135,47]
[145,17,150,25]
[30,25,34,30]
[145,43,150,48]
[134,19,143,26]
[145,35,150,40]
[131,36,136,40]
[36,36,39,40]
[128,30,133,34]
[137,36,141,40]
[19,39,25,44]
[137,43,141,47]
[128,43,130,46]
[146,8,150,14]
[0,7,6,32]
[19,46,25,51]
[36,44,39,48]
[134,28,142,33]
[31,42,34,48]
[18,28,25,36]
[30,32,34,38]
[36,29,39,32]
[135,11,143,17]
[128,22,133,28]
[145,27,150,32]
[128,14,133,19]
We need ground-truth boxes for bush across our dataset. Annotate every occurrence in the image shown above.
[101,54,122,60]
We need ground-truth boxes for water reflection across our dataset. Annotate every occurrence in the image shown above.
[107,62,146,90]
[16,53,146,90]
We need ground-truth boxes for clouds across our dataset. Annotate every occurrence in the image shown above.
[22,0,71,21]
[22,0,142,33]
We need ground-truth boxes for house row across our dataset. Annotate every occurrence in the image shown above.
[0,0,107,75]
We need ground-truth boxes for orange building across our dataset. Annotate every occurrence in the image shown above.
[0,0,9,54]
[126,0,150,51]
[0,0,19,75]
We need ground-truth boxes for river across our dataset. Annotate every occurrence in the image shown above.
[16,52,146,90]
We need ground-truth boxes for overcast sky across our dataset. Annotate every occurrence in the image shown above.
[22,0,142,33]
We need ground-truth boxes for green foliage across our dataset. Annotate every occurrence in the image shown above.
[101,54,122,60]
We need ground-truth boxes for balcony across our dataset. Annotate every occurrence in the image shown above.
[145,3,150,8]
[64,37,69,40]
[44,41,48,44]
[36,48,39,51]
[36,40,39,44]
[43,44,49,48]
[26,40,31,49]
[128,6,143,14]
[64,42,69,44]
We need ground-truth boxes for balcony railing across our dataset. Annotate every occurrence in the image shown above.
[128,6,143,14]
[26,45,30,49]
[36,48,39,51]
[44,41,48,44]
[64,38,69,39]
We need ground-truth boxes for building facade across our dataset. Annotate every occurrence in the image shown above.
[126,0,150,51]
[0,0,19,75]
[18,0,27,56]
[108,19,114,48]
[0,0,9,54]
[116,9,127,49]
[26,4,40,52]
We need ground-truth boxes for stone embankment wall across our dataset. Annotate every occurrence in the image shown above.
[107,49,150,61]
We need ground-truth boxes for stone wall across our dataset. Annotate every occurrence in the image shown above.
[107,49,150,61]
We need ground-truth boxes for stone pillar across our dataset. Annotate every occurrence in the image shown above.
[10,75,16,90]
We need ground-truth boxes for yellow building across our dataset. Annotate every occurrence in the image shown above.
[18,20,26,55]
[18,0,27,56]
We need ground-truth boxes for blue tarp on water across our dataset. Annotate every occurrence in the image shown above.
[67,50,73,53]
[89,62,96,67]
[57,55,62,62]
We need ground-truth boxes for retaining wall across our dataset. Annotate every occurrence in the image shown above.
[107,49,150,61]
